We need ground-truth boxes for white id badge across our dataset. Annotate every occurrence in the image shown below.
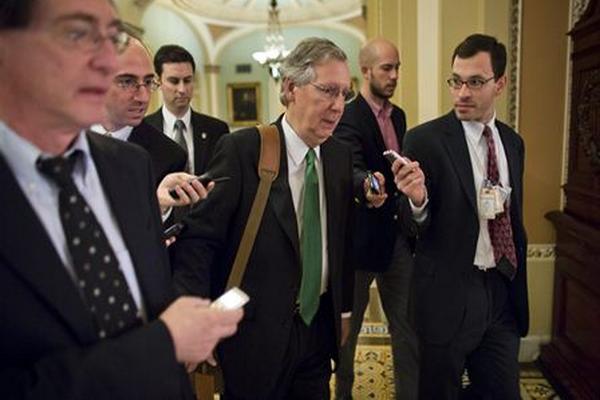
[480,187,497,219]
[493,186,505,214]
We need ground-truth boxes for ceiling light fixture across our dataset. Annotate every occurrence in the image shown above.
[252,0,290,81]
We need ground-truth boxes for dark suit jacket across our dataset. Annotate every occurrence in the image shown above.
[127,121,187,185]
[171,122,355,398]
[144,107,229,175]
[334,93,413,272]
[0,133,193,399]
[402,111,529,345]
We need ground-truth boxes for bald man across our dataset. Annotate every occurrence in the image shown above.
[333,38,418,399]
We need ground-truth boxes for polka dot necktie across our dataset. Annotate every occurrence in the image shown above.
[298,148,322,325]
[483,126,517,280]
[36,151,142,339]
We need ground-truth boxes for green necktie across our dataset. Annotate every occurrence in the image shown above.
[299,148,322,325]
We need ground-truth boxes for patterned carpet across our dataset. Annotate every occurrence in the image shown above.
[330,321,561,400]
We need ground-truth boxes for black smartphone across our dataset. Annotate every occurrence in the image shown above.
[169,174,231,200]
[383,149,409,166]
[367,172,380,195]
[163,222,185,240]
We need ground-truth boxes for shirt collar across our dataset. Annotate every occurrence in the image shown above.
[461,112,497,143]
[162,105,192,132]
[363,93,393,119]
[0,120,92,182]
[281,114,321,167]
[90,124,133,141]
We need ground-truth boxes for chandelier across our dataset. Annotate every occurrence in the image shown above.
[252,0,290,80]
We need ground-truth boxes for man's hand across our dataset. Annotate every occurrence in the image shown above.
[341,316,351,347]
[156,172,214,214]
[392,159,426,207]
[364,171,387,208]
[159,297,243,364]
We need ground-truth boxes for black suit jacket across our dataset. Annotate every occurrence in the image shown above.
[334,93,413,272]
[402,111,529,345]
[127,121,187,185]
[144,108,229,175]
[171,122,354,398]
[0,133,193,399]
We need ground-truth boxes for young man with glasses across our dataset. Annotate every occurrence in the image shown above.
[92,35,207,212]
[395,33,528,399]
[0,1,242,398]
[171,37,355,399]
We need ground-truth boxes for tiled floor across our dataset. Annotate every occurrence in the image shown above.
[330,321,561,399]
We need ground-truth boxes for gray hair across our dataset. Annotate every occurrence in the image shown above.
[279,37,347,106]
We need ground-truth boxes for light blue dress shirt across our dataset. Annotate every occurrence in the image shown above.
[0,121,146,318]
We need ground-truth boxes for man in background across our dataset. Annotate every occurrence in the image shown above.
[0,0,242,398]
[397,34,528,399]
[145,44,229,175]
[334,37,418,400]
[93,35,207,213]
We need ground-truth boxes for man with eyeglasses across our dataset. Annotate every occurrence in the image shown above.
[395,34,528,399]
[145,44,229,176]
[171,37,355,399]
[333,37,419,400]
[92,35,208,215]
[0,1,243,398]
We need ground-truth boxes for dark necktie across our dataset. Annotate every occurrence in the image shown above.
[174,119,190,172]
[298,148,322,325]
[37,152,142,338]
[483,126,517,280]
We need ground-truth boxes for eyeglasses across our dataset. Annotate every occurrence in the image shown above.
[446,76,495,90]
[51,20,129,54]
[309,82,356,103]
[114,76,160,92]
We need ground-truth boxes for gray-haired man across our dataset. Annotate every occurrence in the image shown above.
[172,37,356,399]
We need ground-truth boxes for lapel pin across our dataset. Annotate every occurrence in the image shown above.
[201,132,207,140]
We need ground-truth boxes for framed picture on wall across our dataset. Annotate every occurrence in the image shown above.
[227,82,261,126]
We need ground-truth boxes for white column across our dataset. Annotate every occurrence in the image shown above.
[417,0,441,123]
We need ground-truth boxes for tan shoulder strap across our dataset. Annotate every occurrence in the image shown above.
[226,124,280,290]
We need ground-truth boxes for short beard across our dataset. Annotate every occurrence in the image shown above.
[369,81,393,101]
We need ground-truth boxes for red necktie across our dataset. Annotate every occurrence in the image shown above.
[483,126,517,280]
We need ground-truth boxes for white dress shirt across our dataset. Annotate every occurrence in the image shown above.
[462,114,511,269]
[281,115,329,294]
[0,121,146,318]
[89,124,134,142]
[162,106,195,173]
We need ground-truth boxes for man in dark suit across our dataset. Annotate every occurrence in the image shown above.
[95,35,207,213]
[334,38,418,400]
[0,1,242,398]
[172,37,355,399]
[144,44,229,176]
[395,34,528,399]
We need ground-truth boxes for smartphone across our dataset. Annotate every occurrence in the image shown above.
[210,287,250,310]
[366,172,380,195]
[163,222,185,240]
[169,174,231,200]
[383,150,409,166]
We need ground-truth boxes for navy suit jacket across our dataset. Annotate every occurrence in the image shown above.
[0,133,193,399]
[334,93,414,272]
[403,111,529,344]
[144,108,229,176]
[127,121,187,185]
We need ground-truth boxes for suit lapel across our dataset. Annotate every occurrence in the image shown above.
[441,112,478,213]
[268,122,300,258]
[191,112,207,174]
[497,123,520,196]
[0,155,96,342]
[358,95,387,153]
[87,134,155,314]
